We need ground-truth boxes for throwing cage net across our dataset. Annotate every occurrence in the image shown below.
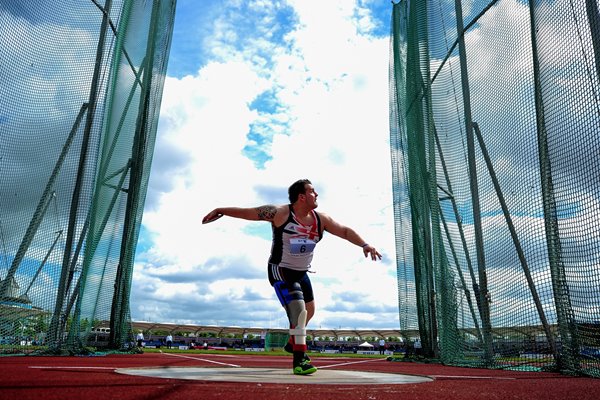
[265,331,290,351]
[389,0,600,377]
[0,0,176,354]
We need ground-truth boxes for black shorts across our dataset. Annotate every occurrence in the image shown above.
[268,264,314,305]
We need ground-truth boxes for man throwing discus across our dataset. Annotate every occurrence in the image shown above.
[202,179,382,375]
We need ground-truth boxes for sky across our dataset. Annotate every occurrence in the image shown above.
[129,0,400,330]
[1,0,598,337]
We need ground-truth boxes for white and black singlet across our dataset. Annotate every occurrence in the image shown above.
[268,205,323,305]
[268,205,323,271]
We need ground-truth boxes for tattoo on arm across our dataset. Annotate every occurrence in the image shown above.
[257,205,277,220]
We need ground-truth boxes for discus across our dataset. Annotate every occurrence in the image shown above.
[202,213,223,224]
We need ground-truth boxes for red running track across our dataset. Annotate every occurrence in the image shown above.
[1,352,599,400]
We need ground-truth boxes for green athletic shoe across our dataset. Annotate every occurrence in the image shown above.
[293,359,317,375]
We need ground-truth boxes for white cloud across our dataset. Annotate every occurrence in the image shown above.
[132,1,398,330]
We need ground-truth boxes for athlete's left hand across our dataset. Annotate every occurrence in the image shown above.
[363,245,382,261]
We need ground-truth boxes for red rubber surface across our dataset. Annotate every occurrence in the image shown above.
[1,352,599,400]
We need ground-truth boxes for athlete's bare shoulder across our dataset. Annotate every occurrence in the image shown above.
[315,210,332,223]
[255,204,289,223]
[258,204,290,226]
[315,211,342,233]
[256,205,277,221]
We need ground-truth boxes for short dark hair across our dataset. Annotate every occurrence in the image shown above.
[288,179,312,203]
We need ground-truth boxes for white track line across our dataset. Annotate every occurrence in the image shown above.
[29,366,116,370]
[160,350,241,367]
[318,357,387,369]
[192,353,238,358]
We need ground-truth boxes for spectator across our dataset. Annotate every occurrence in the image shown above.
[414,338,422,356]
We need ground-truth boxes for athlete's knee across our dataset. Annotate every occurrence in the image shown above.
[288,281,304,301]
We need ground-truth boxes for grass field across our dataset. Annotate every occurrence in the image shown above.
[142,347,392,359]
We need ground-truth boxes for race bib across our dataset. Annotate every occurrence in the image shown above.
[289,238,316,254]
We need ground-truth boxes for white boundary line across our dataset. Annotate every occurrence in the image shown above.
[160,350,241,367]
[29,366,116,370]
[192,353,239,358]
[318,357,387,369]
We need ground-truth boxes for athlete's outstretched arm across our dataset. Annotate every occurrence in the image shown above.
[202,205,280,224]
[320,213,382,261]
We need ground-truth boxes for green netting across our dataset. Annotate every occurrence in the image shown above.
[390,0,600,377]
[0,0,176,354]
[265,332,289,351]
